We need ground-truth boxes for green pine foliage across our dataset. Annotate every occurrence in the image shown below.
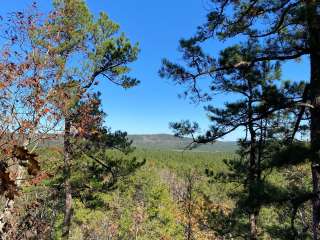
[4,147,306,239]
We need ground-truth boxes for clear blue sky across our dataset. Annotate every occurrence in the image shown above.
[0,1,310,141]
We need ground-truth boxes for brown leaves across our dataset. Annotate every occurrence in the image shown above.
[29,172,52,185]
[0,146,50,199]
[0,171,19,200]
[27,158,40,176]
[12,146,40,176]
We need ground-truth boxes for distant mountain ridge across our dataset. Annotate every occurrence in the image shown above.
[39,133,237,152]
[128,134,237,152]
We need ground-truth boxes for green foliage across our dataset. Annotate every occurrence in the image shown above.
[6,146,312,239]
[159,1,317,238]
[268,142,311,169]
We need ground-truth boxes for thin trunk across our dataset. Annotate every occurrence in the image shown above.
[310,49,320,239]
[249,212,258,240]
[247,80,259,240]
[306,1,320,239]
[248,124,259,240]
[62,116,73,239]
[185,174,194,240]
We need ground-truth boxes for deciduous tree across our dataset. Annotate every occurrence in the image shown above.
[0,6,63,237]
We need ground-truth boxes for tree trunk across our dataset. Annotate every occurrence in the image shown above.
[248,136,259,240]
[185,173,194,240]
[249,212,258,240]
[306,1,320,239]
[248,139,259,239]
[62,116,73,239]
[310,50,320,240]
[247,82,259,240]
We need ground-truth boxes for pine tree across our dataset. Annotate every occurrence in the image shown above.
[163,42,306,238]
[160,1,320,237]
[66,92,145,209]
[33,1,140,238]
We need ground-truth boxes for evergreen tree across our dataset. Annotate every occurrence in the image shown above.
[163,42,306,238]
[66,92,145,209]
[160,1,320,237]
[33,0,140,238]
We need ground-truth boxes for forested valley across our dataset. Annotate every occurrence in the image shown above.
[0,0,320,239]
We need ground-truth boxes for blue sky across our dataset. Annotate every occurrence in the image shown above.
[0,1,310,141]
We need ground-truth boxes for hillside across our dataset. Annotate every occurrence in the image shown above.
[39,134,237,152]
[128,134,237,152]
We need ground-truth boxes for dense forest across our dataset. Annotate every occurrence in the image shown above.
[0,0,320,239]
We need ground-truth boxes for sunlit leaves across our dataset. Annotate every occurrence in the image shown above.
[12,146,40,176]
